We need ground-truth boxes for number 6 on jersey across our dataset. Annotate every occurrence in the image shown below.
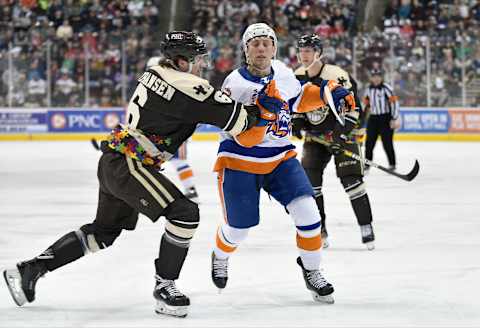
[127,84,148,129]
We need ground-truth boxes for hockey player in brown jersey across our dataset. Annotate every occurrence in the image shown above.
[292,34,375,250]
[3,31,285,318]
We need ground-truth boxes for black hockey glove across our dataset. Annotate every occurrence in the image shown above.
[333,110,357,142]
[329,122,352,156]
[328,142,343,156]
[244,105,261,130]
[291,113,306,139]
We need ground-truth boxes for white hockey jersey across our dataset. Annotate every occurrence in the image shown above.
[214,60,326,174]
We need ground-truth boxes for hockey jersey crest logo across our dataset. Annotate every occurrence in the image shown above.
[306,106,329,125]
[267,109,290,138]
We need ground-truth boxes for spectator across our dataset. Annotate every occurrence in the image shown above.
[27,71,47,106]
[55,71,77,106]
[56,19,73,40]
[431,71,449,107]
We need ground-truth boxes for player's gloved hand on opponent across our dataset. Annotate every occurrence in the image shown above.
[256,80,286,126]
[291,113,306,139]
[317,79,356,112]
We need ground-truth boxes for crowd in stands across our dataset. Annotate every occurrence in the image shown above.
[0,0,159,107]
[192,0,358,88]
[193,0,480,107]
[378,0,480,106]
[1,0,479,108]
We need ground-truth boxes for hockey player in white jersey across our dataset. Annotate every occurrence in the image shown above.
[210,23,357,304]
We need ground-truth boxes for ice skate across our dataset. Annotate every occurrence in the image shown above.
[153,275,190,318]
[3,259,47,306]
[296,257,334,304]
[184,187,199,203]
[211,252,228,292]
[360,223,375,250]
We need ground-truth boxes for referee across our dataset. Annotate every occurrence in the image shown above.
[363,69,400,171]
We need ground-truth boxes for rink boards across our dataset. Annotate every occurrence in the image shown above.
[1,107,480,141]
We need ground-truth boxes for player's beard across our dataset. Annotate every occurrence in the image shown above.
[248,57,271,77]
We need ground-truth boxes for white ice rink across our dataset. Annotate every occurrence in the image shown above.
[0,140,479,328]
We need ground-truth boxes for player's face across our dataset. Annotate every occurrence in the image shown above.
[298,47,316,67]
[246,37,275,70]
[190,54,211,76]
[371,75,382,85]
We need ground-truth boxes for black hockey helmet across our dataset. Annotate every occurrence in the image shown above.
[160,31,208,63]
[297,34,323,54]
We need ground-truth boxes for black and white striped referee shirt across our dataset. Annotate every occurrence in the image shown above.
[363,83,399,119]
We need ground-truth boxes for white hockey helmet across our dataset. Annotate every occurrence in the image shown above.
[242,23,277,58]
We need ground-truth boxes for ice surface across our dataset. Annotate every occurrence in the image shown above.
[0,140,479,327]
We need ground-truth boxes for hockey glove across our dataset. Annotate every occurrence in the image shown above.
[256,80,286,126]
[317,80,356,113]
[328,142,343,156]
[291,113,306,139]
[323,132,343,156]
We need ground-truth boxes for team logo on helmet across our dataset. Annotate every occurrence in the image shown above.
[161,31,208,63]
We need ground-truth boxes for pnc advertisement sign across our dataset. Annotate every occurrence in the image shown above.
[48,108,125,132]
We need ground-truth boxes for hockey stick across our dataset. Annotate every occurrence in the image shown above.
[308,135,420,182]
[323,85,345,127]
[90,138,100,151]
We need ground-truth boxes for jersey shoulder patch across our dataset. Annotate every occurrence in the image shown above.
[322,64,352,90]
[150,66,214,101]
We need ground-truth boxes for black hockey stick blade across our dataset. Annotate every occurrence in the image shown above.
[377,159,419,182]
[306,135,420,182]
[90,138,100,151]
[404,159,420,181]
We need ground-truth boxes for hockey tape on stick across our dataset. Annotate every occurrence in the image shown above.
[323,85,345,127]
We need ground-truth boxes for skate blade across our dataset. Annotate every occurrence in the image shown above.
[311,291,335,304]
[155,300,188,318]
[3,268,27,306]
[364,241,375,250]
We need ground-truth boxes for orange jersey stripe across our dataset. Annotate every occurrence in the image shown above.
[178,169,193,180]
[296,233,322,251]
[234,126,268,148]
[216,229,236,253]
[217,170,228,224]
[214,150,297,174]
[296,84,326,113]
